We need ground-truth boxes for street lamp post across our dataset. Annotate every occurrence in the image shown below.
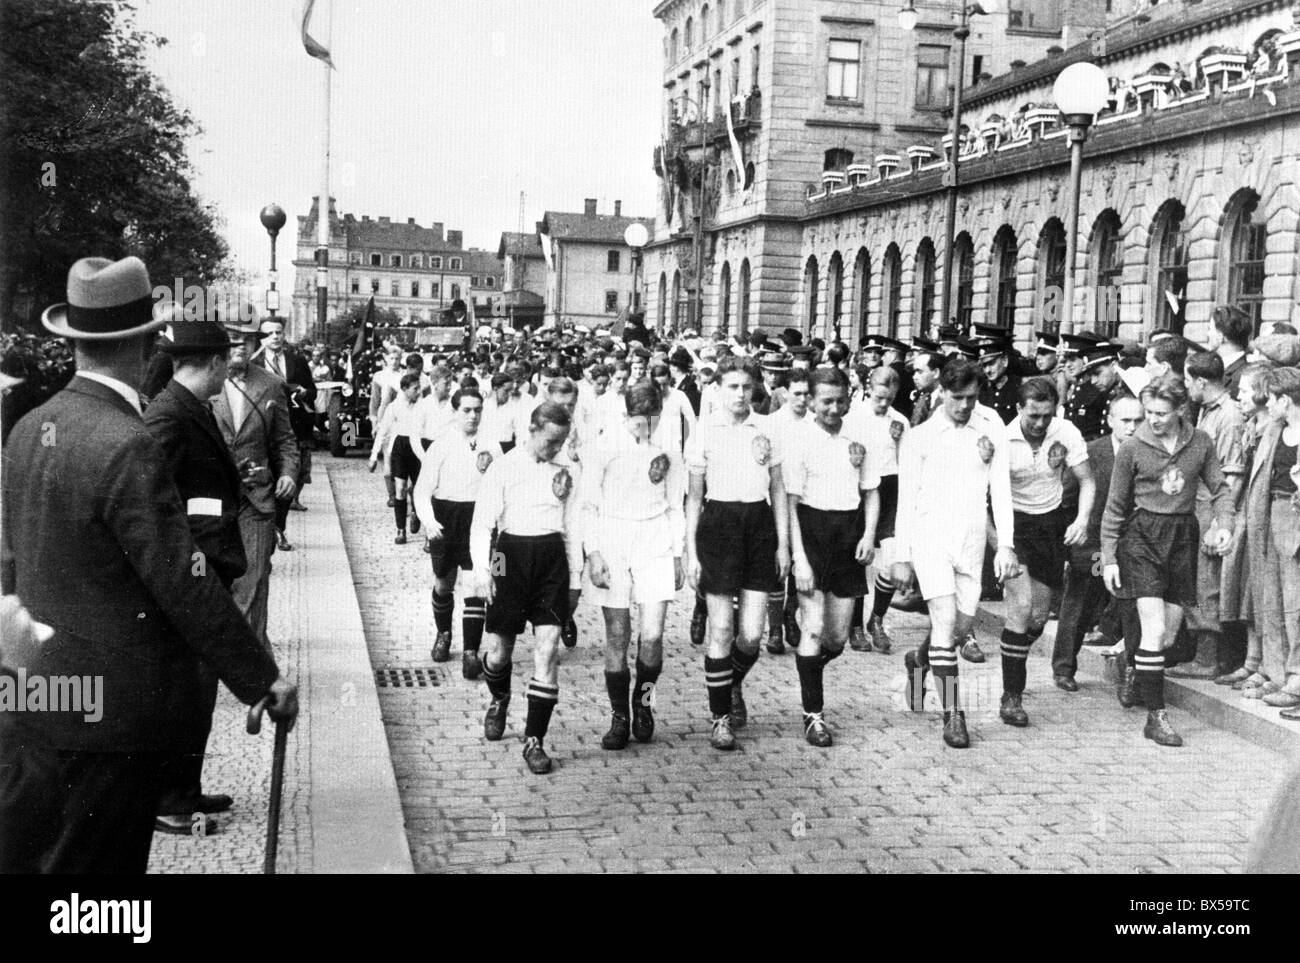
[260,203,287,326]
[624,222,649,318]
[900,0,985,337]
[1051,62,1111,336]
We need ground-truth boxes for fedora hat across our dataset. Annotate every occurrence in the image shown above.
[42,256,167,341]
[160,314,242,354]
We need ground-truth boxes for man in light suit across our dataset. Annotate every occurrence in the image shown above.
[212,323,299,649]
[0,256,297,874]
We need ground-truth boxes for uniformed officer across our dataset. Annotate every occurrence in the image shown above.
[974,328,1022,425]
[684,356,792,751]
[1034,332,1061,376]
[412,387,499,677]
[1063,336,1124,441]
[785,368,880,747]
[471,402,585,775]
[862,334,915,422]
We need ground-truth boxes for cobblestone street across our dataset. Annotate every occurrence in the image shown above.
[330,455,1289,873]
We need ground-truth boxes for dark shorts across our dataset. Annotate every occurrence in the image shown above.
[429,499,474,578]
[484,532,570,636]
[390,435,422,482]
[1115,510,1199,606]
[697,500,779,595]
[798,504,867,599]
[1014,506,1068,591]
[875,474,899,543]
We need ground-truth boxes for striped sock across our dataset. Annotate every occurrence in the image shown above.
[795,654,824,714]
[462,597,486,652]
[604,669,631,718]
[731,645,759,687]
[1134,648,1166,710]
[431,590,454,632]
[1000,629,1031,695]
[929,646,960,711]
[872,574,896,619]
[633,659,661,710]
[482,657,512,700]
[524,678,559,739]
[704,656,733,717]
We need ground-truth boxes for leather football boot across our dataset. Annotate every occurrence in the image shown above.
[999,692,1029,727]
[483,695,510,741]
[462,650,483,681]
[867,615,892,654]
[803,712,833,748]
[766,625,785,655]
[431,630,452,663]
[1143,709,1184,747]
[690,607,707,647]
[632,701,655,743]
[942,710,970,748]
[730,685,748,729]
[709,714,737,750]
[601,713,630,750]
[522,736,553,774]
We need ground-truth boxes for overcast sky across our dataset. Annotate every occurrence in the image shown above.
[136,0,663,280]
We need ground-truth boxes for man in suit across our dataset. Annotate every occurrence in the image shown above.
[1051,393,1144,689]
[214,323,299,650]
[0,257,297,873]
[143,314,248,834]
[255,317,317,547]
[668,346,701,416]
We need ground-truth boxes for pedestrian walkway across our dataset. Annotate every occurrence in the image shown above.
[149,468,412,874]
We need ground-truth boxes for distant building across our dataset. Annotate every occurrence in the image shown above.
[495,231,548,329]
[291,196,504,341]
[537,199,655,328]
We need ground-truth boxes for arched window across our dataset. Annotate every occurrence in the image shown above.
[804,256,820,334]
[827,251,844,339]
[657,272,668,330]
[1149,200,1187,335]
[991,225,1018,330]
[1221,189,1267,334]
[743,162,755,189]
[701,5,710,40]
[669,28,679,63]
[882,244,902,337]
[671,269,682,328]
[852,247,870,342]
[1089,210,1123,336]
[1036,219,1067,335]
[738,258,752,334]
[823,148,854,172]
[951,232,975,329]
[684,16,693,50]
[719,261,732,335]
[915,238,936,334]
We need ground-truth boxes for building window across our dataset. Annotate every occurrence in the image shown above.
[349,252,361,265]
[701,5,709,40]
[915,238,936,333]
[1037,219,1067,335]
[719,261,732,335]
[669,28,678,63]
[916,44,950,109]
[713,68,723,118]
[992,225,1018,330]
[827,251,844,339]
[411,255,422,268]
[605,290,619,313]
[952,233,974,328]
[852,248,870,342]
[431,282,440,299]
[824,148,854,172]
[1150,200,1187,335]
[450,257,462,271]
[390,280,400,297]
[671,270,682,327]
[738,259,751,335]
[351,278,360,294]
[470,276,479,287]
[1008,1,1063,32]
[607,250,621,272]
[1090,210,1123,336]
[371,279,380,294]
[370,253,382,266]
[450,284,460,300]
[827,39,861,101]
[658,272,668,327]
[431,256,442,269]
[751,43,760,90]
[684,16,693,50]
[391,254,402,268]
[1225,191,1267,334]
[410,280,420,297]
[803,256,820,334]
[486,277,495,288]
[882,245,902,337]
[731,57,741,98]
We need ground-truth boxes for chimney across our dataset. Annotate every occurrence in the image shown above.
[584,198,598,216]
[362,215,371,222]
[429,222,444,242]
[407,217,415,225]
[614,200,622,217]
[447,230,463,249]
[379,216,391,225]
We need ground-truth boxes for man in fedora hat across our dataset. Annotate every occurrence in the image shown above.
[142,312,249,834]
[0,257,297,873]
[213,321,299,651]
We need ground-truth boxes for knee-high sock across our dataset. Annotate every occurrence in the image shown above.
[604,669,630,717]
[704,655,733,717]
[767,591,785,633]
[784,574,798,617]
[634,659,661,711]
[872,574,896,619]
[394,497,407,531]
[431,589,454,632]
[1134,648,1165,710]
[731,645,759,688]
[852,596,865,630]
[462,597,486,652]
[796,654,824,715]
[929,647,959,711]
[1000,629,1031,695]
[483,658,512,700]
[524,678,559,739]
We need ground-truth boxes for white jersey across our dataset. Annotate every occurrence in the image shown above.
[846,405,908,477]
[784,418,880,512]
[1006,415,1087,514]
[579,426,686,558]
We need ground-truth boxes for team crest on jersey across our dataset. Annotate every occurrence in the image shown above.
[1161,464,1185,496]
[977,435,995,464]
[1047,441,1067,470]
[752,434,772,466]
[476,450,494,474]
[848,441,866,468]
[552,467,573,500]
[889,420,904,442]
[648,453,670,484]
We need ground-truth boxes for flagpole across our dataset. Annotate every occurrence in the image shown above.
[314,0,332,343]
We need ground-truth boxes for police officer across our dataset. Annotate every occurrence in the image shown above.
[1064,337,1124,441]
[974,327,1022,425]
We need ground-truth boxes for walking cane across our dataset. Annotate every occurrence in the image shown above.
[247,697,289,875]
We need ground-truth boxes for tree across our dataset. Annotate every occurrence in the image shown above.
[0,0,234,331]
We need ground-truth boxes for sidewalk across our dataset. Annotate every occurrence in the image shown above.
[148,467,412,874]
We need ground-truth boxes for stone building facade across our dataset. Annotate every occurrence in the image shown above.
[537,199,655,327]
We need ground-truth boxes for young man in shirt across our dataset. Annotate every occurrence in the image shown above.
[581,381,685,749]
[763,368,811,654]
[413,387,499,678]
[472,402,584,775]
[999,377,1094,725]
[1206,304,1252,399]
[370,345,404,506]
[684,357,791,750]
[894,358,1018,748]
[785,368,880,746]
[369,372,425,544]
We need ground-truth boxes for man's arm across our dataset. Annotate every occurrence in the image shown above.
[1099,442,1135,567]
[987,419,1015,551]
[684,471,705,590]
[1065,461,1095,546]
[267,390,299,495]
[469,461,506,577]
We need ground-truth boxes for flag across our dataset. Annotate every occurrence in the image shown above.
[723,58,745,180]
[350,297,374,357]
[302,0,335,68]
[538,232,553,270]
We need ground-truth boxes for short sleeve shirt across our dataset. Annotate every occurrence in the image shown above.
[684,409,781,502]
[1007,415,1088,514]
[784,419,880,511]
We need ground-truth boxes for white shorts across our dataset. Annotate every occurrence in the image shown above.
[587,515,678,610]
[911,539,983,616]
